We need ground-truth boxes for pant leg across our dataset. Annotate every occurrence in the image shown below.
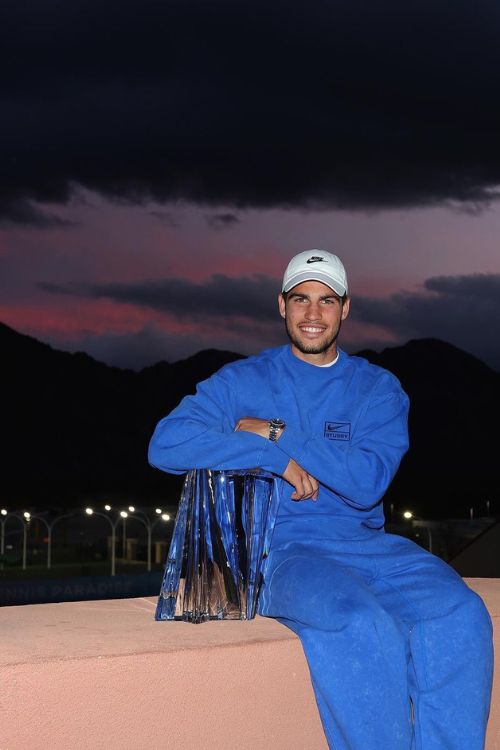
[370,534,493,750]
[258,546,413,750]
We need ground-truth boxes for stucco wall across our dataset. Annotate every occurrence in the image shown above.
[1,578,499,749]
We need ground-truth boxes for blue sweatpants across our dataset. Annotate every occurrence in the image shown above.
[258,531,493,750]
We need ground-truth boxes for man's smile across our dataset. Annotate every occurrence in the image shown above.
[299,325,327,336]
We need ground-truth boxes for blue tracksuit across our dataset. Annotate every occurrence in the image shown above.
[149,345,493,749]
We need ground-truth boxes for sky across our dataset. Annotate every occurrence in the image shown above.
[1,0,500,370]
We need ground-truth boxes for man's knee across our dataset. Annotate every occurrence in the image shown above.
[260,553,376,629]
[346,598,405,645]
[262,558,403,642]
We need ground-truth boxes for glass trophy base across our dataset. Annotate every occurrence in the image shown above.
[156,469,278,623]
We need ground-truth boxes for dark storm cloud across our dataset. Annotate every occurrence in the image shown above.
[148,210,180,227]
[205,213,240,230]
[39,271,500,366]
[39,271,500,365]
[38,274,280,321]
[0,198,76,229]
[351,273,500,368]
[3,0,500,221]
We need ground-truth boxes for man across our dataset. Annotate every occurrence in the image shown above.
[149,250,493,749]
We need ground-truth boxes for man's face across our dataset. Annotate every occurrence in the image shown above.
[278,280,350,363]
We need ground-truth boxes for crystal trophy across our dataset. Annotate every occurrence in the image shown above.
[155,469,279,623]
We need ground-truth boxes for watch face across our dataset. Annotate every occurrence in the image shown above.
[269,418,285,442]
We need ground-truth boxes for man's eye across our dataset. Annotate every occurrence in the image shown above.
[321,298,336,304]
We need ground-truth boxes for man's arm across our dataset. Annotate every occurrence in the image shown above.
[149,365,408,509]
[148,370,290,476]
[236,374,409,510]
[235,417,318,501]
[148,370,318,499]
[280,385,408,509]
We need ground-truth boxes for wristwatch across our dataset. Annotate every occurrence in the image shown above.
[268,418,286,442]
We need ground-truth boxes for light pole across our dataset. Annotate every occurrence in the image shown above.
[0,508,8,561]
[122,515,127,560]
[0,510,25,569]
[85,508,128,576]
[29,513,76,569]
[126,510,170,572]
[22,512,30,569]
[1,512,32,569]
[117,505,141,561]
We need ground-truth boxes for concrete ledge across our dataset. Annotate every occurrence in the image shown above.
[1,578,499,749]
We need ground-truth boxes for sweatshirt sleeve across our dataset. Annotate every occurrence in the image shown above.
[274,374,409,509]
[148,370,290,476]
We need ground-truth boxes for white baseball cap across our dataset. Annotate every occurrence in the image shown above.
[282,250,348,296]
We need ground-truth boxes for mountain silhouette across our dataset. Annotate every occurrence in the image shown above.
[0,322,241,507]
[358,339,499,516]
[1,322,498,517]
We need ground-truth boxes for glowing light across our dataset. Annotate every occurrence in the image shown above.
[0,509,7,516]
[161,513,170,521]
[85,508,94,515]
[155,508,162,514]
[120,511,128,519]
[23,512,31,519]
[128,506,135,513]
[403,511,413,520]
[104,504,111,511]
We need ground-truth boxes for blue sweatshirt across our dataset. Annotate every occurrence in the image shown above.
[148,345,409,538]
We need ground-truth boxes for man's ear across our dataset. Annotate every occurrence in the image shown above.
[278,293,286,319]
[341,297,350,321]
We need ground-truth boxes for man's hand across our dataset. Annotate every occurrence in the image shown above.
[235,417,274,439]
[283,458,319,501]
[235,417,318,501]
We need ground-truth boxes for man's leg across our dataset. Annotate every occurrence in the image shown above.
[258,545,413,750]
[371,534,493,750]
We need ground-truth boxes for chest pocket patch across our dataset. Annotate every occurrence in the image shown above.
[324,421,351,441]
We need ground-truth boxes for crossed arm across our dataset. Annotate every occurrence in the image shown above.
[149,369,409,509]
[235,417,319,501]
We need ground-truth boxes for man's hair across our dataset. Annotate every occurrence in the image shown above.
[281,290,348,304]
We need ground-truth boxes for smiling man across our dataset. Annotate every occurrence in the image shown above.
[149,250,493,749]
[280,251,350,362]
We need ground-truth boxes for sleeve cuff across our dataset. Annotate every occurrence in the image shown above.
[274,425,310,465]
[258,438,291,476]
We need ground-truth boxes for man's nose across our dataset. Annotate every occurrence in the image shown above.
[305,303,321,320]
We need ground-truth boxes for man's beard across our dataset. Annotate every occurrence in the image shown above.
[285,318,342,355]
